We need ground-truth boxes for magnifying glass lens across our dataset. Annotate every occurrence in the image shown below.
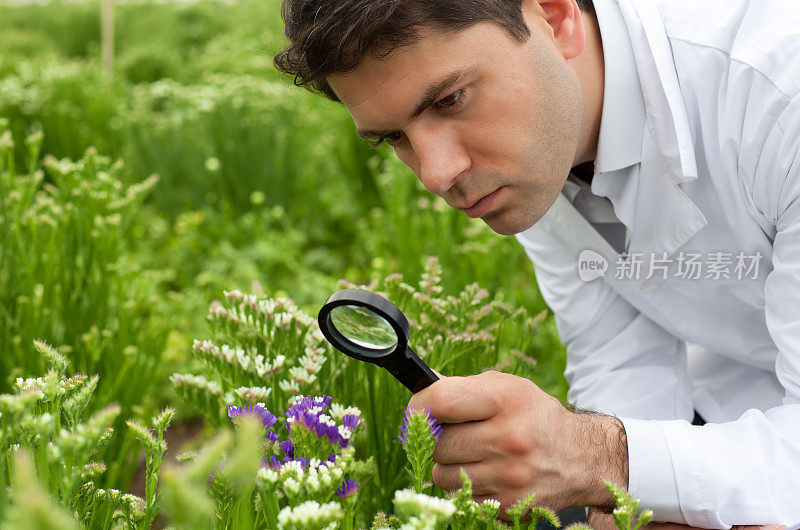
[329,304,398,353]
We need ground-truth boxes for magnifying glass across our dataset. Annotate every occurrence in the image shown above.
[317,289,440,393]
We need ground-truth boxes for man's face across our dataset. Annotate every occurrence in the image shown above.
[327,7,584,235]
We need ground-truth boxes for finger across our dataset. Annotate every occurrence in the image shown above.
[432,461,497,495]
[431,368,444,379]
[408,372,500,424]
[432,420,498,464]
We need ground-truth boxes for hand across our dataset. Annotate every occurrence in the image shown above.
[587,508,788,530]
[407,370,628,520]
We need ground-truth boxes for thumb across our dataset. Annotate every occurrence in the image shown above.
[431,368,445,379]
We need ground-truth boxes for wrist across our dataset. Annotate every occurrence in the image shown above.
[567,411,629,508]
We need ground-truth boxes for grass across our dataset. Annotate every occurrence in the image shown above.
[0,0,571,527]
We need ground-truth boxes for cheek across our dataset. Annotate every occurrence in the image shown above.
[462,94,535,173]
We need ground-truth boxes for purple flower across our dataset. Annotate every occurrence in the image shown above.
[398,406,442,443]
[279,440,295,459]
[342,414,360,430]
[263,455,282,469]
[335,478,359,498]
[284,395,354,448]
[228,403,277,430]
[285,395,333,420]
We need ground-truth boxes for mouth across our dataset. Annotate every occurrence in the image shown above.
[458,187,504,218]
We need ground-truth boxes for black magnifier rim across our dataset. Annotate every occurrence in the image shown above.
[318,289,409,362]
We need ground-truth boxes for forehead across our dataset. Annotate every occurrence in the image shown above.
[327,23,506,131]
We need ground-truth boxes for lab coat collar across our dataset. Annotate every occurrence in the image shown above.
[615,0,699,184]
[563,0,708,258]
[592,0,647,174]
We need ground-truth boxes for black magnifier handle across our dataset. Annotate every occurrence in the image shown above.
[382,345,439,393]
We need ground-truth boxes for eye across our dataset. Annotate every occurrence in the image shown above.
[368,131,404,148]
[432,88,467,112]
[367,88,469,148]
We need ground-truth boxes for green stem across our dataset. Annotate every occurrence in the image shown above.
[260,488,280,529]
[342,505,354,530]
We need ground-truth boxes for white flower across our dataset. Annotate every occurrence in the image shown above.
[330,403,362,420]
[256,467,279,484]
[399,516,437,530]
[394,488,456,521]
[306,473,320,492]
[283,477,300,494]
[280,460,304,478]
[279,380,300,394]
[337,426,352,440]
[277,500,342,529]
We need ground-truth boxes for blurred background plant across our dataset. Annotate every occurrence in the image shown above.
[0,0,571,525]
[0,341,149,529]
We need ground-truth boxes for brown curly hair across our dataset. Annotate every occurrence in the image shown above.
[273,0,595,102]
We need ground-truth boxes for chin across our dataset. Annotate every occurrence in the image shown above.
[483,208,542,236]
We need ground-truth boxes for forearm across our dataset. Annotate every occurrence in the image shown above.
[564,408,629,508]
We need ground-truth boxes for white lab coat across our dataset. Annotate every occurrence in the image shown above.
[514,0,800,525]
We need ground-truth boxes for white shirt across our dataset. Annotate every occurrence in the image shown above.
[514,0,800,525]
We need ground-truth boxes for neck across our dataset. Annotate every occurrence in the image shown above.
[570,10,605,168]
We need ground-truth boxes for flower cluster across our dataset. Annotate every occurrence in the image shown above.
[200,289,328,399]
[393,488,456,526]
[233,385,272,403]
[225,397,365,524]
[193,339,285,380]
[398,406,442,494]
[258,454,353,504]
[285,395,361,449]
[263,443,337,471]
[398,406,442,443]
[278,345,326,395]
[227,403,279,443]
[335,478,358,499]
[276,499,342,530]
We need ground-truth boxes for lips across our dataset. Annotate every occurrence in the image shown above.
[459,187,503,218]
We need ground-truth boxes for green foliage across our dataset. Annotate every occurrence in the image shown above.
[399,407,440,494]
[126,407,174,528]
[0,341,146,529]
[605,482,653,530]
[0,124,167,408]
[1,450,82,530]
[0,1,586,527]
[169,258,561,517]
[447,470,498,529]
[505,492,560,530]
[170,288,329,425]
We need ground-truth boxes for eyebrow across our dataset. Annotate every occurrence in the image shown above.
[356,65,478,139]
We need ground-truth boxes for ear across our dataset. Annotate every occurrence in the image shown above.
[521,0,587,60]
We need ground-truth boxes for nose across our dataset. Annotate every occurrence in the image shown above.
[406,124,470,196]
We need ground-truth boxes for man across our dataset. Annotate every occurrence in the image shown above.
[274,0,800,526]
